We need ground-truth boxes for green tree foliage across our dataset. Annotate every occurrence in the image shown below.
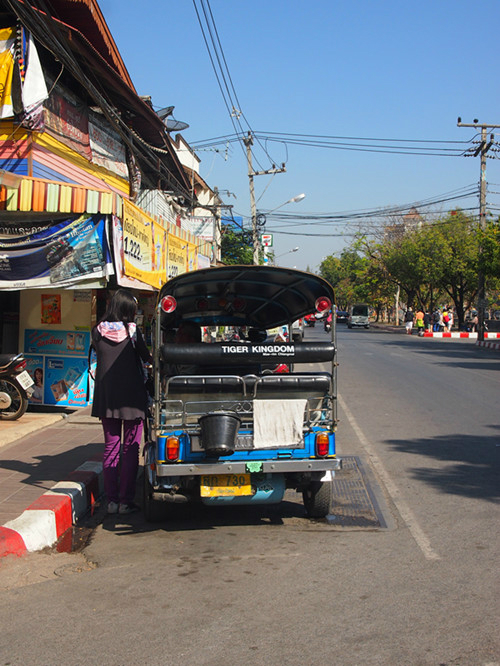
[319,249,370,308]
[319,210,500,327]
[220,225,254,265]
[481,219,500,279]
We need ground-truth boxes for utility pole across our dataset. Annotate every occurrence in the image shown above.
[457,119,500,341]
[243,132,285,265]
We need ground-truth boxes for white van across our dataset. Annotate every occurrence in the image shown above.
[348,304,370,329]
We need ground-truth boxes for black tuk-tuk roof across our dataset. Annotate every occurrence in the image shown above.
[157,265,335,330]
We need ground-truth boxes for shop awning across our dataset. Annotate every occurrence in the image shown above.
[0,174,123,216]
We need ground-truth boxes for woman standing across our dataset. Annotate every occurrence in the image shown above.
[91,290,152,515]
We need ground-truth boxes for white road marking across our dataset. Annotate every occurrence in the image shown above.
[338,393,441,561]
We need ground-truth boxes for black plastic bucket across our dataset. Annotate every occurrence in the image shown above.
[198,411,241,457]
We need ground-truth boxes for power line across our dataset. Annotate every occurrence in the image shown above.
[191,130,473,157]
[191,0,281,172]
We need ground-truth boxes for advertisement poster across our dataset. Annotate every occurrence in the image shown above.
[41,294,61,325]
[167,233,187,278]
[122,200,153,282]
[25,329,90,356]
[111,216,155,291]
[0,215,113,288]
[24,355,45,405]
[24,354,92,407]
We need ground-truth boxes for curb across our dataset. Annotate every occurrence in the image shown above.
[476,340,500,351]
[0,456,103,558]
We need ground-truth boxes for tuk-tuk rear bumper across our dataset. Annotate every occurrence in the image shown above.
[154,458,342,477]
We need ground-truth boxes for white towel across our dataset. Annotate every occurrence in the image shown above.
[253,399,307,449]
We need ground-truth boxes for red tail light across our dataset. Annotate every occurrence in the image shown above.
[166,436,180,461]
[14,360,27,372]
[160,295,177,313]
[315,432,330,457]
[315,297,331,313]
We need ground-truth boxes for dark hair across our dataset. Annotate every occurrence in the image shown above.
[100,289,137,334]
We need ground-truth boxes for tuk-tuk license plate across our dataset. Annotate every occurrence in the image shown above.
[200,473,252,497]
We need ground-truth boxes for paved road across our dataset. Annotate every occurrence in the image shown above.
[0,327,498,666]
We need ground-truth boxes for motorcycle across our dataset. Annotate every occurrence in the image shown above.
[0,353,34,420]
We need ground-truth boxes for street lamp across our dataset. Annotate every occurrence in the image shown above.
[275,246,299,259]
[254,193,306,265]
[265,193,306,215]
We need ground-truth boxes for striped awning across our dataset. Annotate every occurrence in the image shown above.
[0,172,123,216]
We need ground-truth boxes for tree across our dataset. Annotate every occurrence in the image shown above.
[220,225,254,265]
[319,249,371,308]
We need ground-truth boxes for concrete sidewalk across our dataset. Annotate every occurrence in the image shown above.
[0,407,104,558]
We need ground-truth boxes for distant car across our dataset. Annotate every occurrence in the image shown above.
[336,310,349,324]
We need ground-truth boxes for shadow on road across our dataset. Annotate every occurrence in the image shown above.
[384,427,500,503]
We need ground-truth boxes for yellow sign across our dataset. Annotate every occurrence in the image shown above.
[186,240,198,272]
[167,233,187,278]
[122,200,157,286]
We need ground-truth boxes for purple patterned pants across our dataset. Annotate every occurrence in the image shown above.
[101,418,143,505]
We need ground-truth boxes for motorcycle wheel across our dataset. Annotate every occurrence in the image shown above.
[0,378,28,421]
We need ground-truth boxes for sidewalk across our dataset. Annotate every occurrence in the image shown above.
[0,407,104,558]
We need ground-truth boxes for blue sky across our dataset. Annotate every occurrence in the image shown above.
[99,0,500,271]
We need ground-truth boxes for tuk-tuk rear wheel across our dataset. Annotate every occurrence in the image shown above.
[302,480,333,518]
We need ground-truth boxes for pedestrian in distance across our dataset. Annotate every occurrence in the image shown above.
[404,307,414,335]
[445,307,454,332]
[91,289,152,515]
[415,308,425,336]
[433,308,442,332]
[423,310,432,333]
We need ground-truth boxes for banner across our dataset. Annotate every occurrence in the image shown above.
[44,84,92,160]
[111,215,155,291]
[0,215,113,289]
[0,27,15,119]
[186,240,197,273]
[121,199,169,288]
[21,29,48,128]
[167,233,187,278]
[89,110,128,179]
[197,253,211,269]
[185,215,215,241]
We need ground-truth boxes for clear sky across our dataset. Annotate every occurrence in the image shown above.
[99,0,500,271]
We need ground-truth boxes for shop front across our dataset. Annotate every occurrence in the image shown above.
[0,191,214,409]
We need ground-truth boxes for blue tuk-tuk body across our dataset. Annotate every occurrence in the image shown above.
[144,265,340,519]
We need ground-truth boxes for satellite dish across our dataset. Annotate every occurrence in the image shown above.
[156,105,175,120]
[164,117,190,132]
[155,105,190,132]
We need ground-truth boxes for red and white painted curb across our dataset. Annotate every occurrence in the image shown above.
[476,339,500,351]
[423,331,500,340]
[0,457,103,558]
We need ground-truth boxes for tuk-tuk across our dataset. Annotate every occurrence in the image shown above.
[143,265,340,520]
